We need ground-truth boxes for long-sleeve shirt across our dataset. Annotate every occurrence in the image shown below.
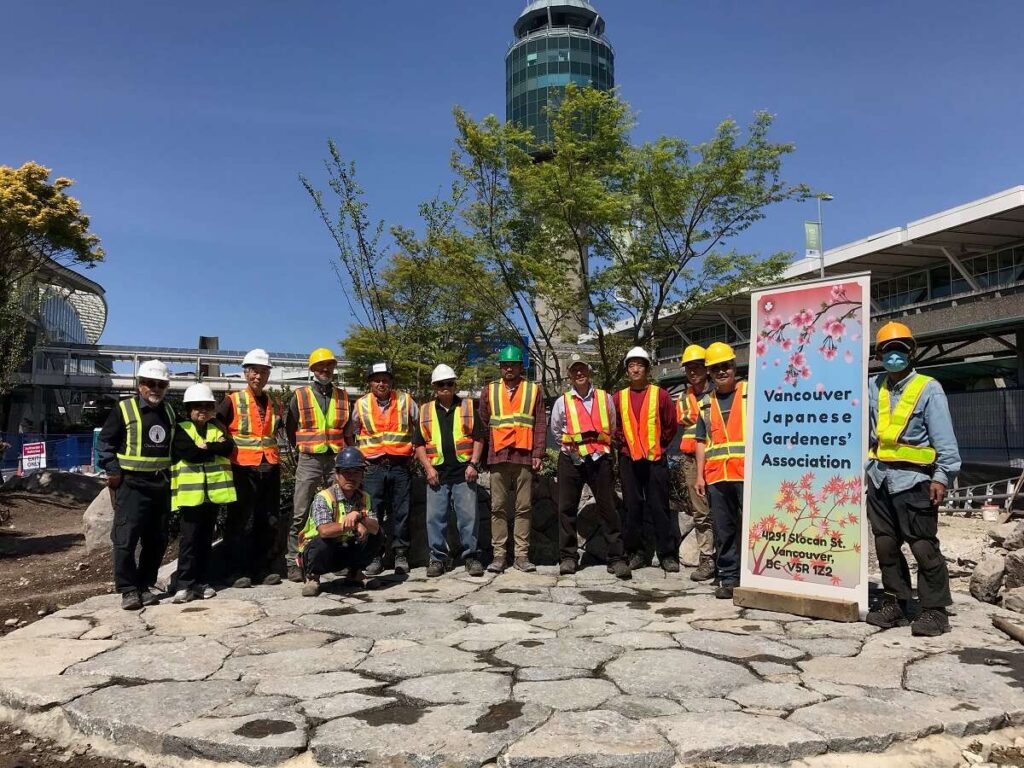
[867,371,961,494]
[284,382,354,450]
[171,419,235,464]
[549,386,617,462]
[613,385,678,450]
[98,396,175,490]
[478,379,548,466]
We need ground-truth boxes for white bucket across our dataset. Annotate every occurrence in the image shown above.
[982,505,1001,523]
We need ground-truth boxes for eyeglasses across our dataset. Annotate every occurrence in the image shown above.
[708,365,734,375]
[140,379,169,389]
[435,380,456,388]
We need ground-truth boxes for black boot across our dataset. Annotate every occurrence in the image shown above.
[866,594,908,629]
[911,607,950,636]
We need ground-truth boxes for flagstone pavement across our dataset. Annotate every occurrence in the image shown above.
[0,565,1022,767]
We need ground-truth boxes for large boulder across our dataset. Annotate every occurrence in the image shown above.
[2,471,104,502]
[988,521,1024,550]
[1005,551,1024,590]
[83,487,115,553]
[970,553,1006,603]
[1004,587,1024,614]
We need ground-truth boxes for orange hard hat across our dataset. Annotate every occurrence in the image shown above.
[875,322,915,350]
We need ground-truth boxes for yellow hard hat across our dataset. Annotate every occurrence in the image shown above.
[704,342,736,367]
[681,344,706,366]
[308,347,337,369]
[875,321,914,349]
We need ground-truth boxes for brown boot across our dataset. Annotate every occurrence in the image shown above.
[690,555,716,582]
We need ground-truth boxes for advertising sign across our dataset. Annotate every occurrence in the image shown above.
[741,274,870,614]
[21,441,47,472]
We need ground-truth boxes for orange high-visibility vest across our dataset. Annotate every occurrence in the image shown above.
[355,392,414,459]
[562,389,612,457]
[702,382,746,484]
[618,385,663,461]
[420,398,475,465]
[294,385,350,454]
[488,380,538,453]
[677,387,701,455]
[229,389,280,466]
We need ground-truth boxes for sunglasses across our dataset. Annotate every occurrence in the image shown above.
[140,379,169,389]
[708,365,734,375]
[435,380,456,388]
[189,402,215,410]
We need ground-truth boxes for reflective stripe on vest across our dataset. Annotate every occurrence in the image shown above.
[171,421,237,511]
[355,392,414,459]
[229,390,280,466]
[297,487,372,552]
[677,388,700,455]
[703,382,746,484]
[294,385,350,454]
[489,380,538,452]
[420,399,475,465]
[115,398,174,472]
[618,385,662,461]
[868,374,938,466]
[562,389,611,457]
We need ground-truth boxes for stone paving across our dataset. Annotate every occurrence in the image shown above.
[0,565,1023,767]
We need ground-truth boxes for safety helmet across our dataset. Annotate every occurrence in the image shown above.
[183,383,216,404]
[875,321,915,351]
[498,345,524,364]
[334,446,366,471]
[431,364,458,384]
[308,348,337,369]
[366,361,392,379]
[681,344,706,366]
[138,359,170,382]
[567,353,591,372]
[242,348,272,368]
[624,346,651,366]
[704,342,736,367]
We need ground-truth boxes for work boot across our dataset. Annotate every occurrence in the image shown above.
[301,578,320,597]
[232,576,253,589]
[559,557,578,575]
[465,558,485,577]
[611,559,632,580]
[660,556,680,573]
[865,594,908,629]
[627,552,648,571]
[514,557,537,572]
[171,588,194,604]
[139,589,159,607]
[364,556,383,576]
[487,555,506,574]
[394,552,410,575]
[714,584,736,600]
[911,607,950,637]
[286,565,303,583]
[121,591,143,611]
[426,560,445,578]
[193,584,216,600]
[262,573,282,586]
[690,555,716,582]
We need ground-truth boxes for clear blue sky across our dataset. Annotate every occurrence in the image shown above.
[4,1,1022,354]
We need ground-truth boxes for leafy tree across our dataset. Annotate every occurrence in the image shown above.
[0,162,104,396]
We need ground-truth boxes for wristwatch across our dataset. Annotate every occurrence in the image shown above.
[467,461,480,471]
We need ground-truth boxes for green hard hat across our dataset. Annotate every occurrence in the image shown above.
[498,345,524,363]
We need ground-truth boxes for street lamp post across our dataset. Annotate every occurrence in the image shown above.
[817,193,834,278]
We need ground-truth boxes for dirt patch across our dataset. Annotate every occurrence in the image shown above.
[0,722,141,768]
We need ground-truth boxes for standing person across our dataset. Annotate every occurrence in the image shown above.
[351,362,417,575]
[98,359,176,610]
[550,355,630,579]
[414,364,486,577]
[694,342,746,600]
[480,345,546,573]
[615,347,680,573]
[284,348,352,582]
[216,348,283,588]
[297,447,382,597]
[865,322,960,636]
[170,383,236,603]
[677,344,716,582]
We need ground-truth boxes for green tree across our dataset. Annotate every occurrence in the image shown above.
[0,162,105,396]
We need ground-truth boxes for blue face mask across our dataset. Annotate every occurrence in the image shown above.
[882,350,910,373]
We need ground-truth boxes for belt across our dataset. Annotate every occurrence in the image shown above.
[367,455,410,468]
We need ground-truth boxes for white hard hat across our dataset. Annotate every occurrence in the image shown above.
[624,346,651,365]
[183,383,216,404]
[138,359,170,382]
[242,348,272,368]
[431,364,458,384]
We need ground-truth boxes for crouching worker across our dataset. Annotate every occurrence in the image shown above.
[297,447,382,597]
[170,383,236,603]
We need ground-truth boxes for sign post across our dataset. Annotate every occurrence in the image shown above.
[21,442,47,473]
[735,274,870,621]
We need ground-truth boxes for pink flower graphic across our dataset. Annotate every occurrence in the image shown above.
[843,349,854,364]
[821,346,838,361]
[815,383,826,393]
[755,338,768,357]
[800,366,812,380]
[790,352,806,368]
[781,337,793,352]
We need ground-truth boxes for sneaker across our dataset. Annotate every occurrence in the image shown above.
[394,553,410,575]
[559,558,577,575]
[911,607,950,637]
[193,584,216,600]
[514,557,537,572]
[262,573,282,586]
[714,584,736,600]
[121,591,143,611]
[301,578,320,597]
[465,558,485,577]
[364,556,383,576]
[487,556,506,574]
[286,565,303,583]
[138,589,159,607]
[171,588,194,604]
[232,576,253,589]
[866,595,908,629]
[627,553,649,571]
[690,556,716,582]
[611,560,633,580]
[660,556,680,573]
[426,560,445,578]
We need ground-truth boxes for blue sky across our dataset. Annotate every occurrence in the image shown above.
[4,1,1022,354]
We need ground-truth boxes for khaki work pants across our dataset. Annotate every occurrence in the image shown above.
[490,462,533,559]
[681,453,714,559]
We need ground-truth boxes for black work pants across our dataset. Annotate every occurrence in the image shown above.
[224,465,283,580]
[176,502,217,589]
[557,453,624,563]
[301,532,383,578]
[867,480,952,608]
[111,482,170,595]
[619,455,678,559]
[708,480,743,587]
[363,460,411,555]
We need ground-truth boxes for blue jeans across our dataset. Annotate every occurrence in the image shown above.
[363,461,411,554]
[425,481,479,563]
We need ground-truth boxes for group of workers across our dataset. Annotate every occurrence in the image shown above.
[97,320,959,636]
